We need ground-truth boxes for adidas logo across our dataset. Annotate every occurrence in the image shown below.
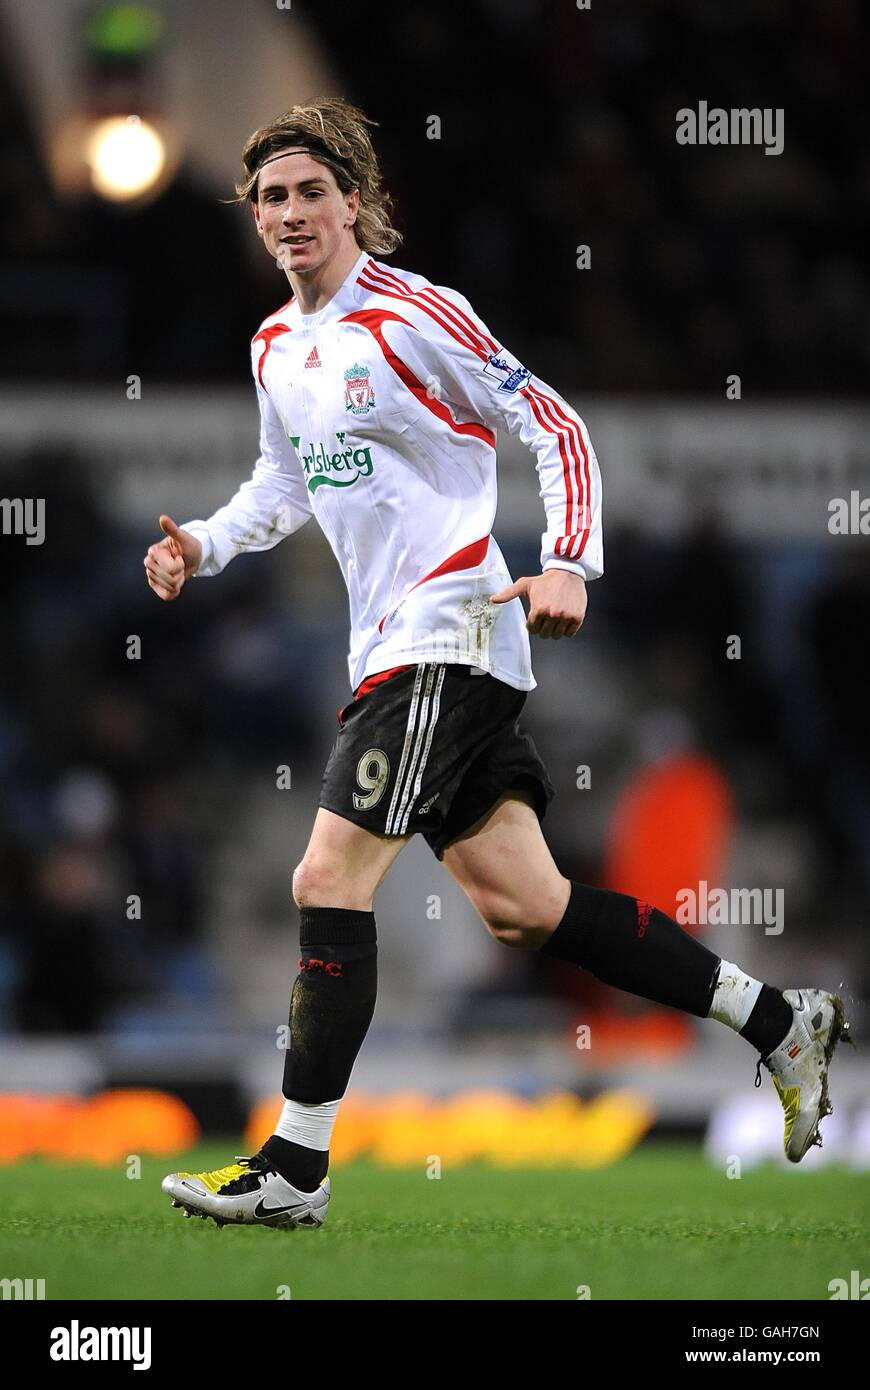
[305,345,321,369]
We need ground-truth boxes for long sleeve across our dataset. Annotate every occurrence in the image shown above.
[181,380,314,577]
[390,287,603,581]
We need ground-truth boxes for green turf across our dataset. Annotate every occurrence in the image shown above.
[1,1142,868,1300]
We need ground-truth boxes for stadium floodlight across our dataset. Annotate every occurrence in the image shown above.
[85,113,166,201]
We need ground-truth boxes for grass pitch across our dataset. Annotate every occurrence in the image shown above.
[1,1142,868,1300]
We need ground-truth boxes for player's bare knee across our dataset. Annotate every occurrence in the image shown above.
[291,862,307,907]
[477,896,536,948]
[486,920,533,949]
[292,857,339,908]
[293,855,376,910]
[475,889,562,949]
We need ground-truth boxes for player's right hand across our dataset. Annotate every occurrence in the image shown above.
[144,515,202,601]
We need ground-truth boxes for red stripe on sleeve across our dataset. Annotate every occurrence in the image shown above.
[341,307,495,447]
[251,323,291,390]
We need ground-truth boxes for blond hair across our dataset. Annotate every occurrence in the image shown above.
[234,97,402,256]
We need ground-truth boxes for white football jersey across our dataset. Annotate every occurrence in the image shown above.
[182,249,603,694]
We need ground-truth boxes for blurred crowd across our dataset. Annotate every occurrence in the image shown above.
[0,447,331,1032]
[0,0,866,393]
[2,445,868,1034]
[2,0,867,1036]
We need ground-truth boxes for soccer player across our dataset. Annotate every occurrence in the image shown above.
[147,99,851,1229]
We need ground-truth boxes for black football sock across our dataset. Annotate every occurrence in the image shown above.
[738,984,794,1056]
[262,906,377,1188]
[539,881,721,1016]
[261,1134,329,1191]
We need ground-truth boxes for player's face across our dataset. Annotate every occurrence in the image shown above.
[252,149,359,274]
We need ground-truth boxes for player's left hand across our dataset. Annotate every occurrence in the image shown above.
[489,570,587,638]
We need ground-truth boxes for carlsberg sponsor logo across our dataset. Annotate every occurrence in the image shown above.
[293,432,375,492]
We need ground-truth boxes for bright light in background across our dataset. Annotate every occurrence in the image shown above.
[86,114,165,202]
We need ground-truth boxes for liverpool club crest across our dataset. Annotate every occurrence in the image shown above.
[344,362,376,415]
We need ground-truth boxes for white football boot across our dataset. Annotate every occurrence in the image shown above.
[756,989,853,1162]
[161,1151,330,1229]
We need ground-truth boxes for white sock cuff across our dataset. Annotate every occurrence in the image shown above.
[708,959,764,1032]
[274,1098,341,1151]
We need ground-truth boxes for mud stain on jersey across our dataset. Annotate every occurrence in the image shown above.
[460,596,495,666]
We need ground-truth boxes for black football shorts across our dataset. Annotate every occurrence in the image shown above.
[319,662,555,859]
